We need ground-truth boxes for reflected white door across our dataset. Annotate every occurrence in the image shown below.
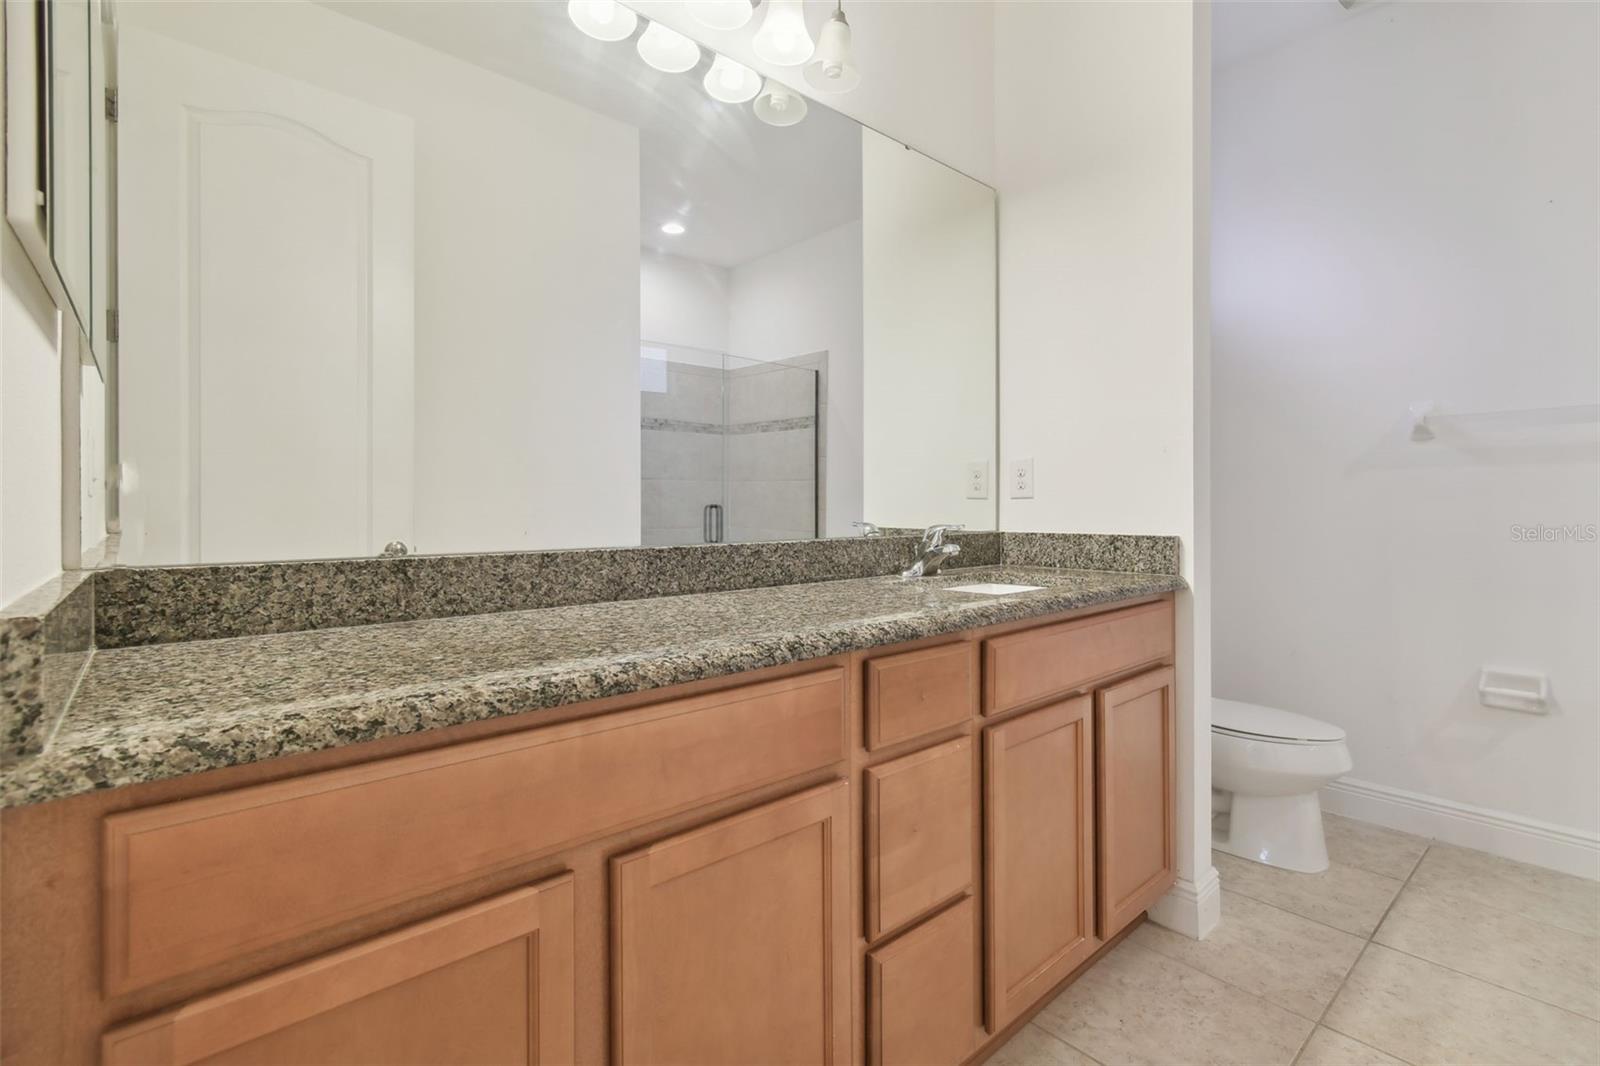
[119,27,414,564]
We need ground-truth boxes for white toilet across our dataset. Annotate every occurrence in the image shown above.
[1211,699,1352,873]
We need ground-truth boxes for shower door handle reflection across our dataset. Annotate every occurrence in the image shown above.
[703,503,724,544]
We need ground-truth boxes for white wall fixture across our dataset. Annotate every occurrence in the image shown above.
[1008,458,1034,499]
[805,4,861,94]
[637,21,701,73]
[703,54,761,103]
[1408,400,1436,441]
[752,0,814,66]
[686,0,754,32]
[753,78,807,126]
[567,0,637,42]
[1478,668,1551,714]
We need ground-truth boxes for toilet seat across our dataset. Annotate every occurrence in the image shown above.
[1212,698,1345,745]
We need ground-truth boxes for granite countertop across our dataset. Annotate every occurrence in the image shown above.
[0,565,1184,808]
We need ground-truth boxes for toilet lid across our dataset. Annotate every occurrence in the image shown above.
[1212,698,1346,743]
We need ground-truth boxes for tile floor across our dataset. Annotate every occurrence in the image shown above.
[989,814,1600,1066]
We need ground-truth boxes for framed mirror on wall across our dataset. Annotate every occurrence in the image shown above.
[51,0,998,567]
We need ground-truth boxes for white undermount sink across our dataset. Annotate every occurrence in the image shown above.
[942,582,1046,595]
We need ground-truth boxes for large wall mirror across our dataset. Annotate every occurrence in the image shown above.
[79,0,997,564]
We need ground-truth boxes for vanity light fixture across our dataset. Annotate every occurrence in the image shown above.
[687,0,754,31]
[703,54,762,103]
[567,0,638,42]
[752,79,807,127]
[804,2,860,94]
[636,20,702,73]
[752,0,814,66]
[660,220,687,235]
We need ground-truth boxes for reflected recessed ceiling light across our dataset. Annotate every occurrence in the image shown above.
[703,54,762,104]
[752,0,814,66]
[687,0,754,31]
[804,6,860,94]
[752,79,807,127]
[660,221,687,235]
[567,0,637,42]
[636,20,701,73]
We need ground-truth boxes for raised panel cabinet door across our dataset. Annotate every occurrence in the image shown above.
[983,697,1097,1032]
[867,897,979,1066]
[1096,667,1177,939]
[101,874,575,1066]
[612,781,852,1066]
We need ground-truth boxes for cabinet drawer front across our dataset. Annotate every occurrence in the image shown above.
[865,737,974,940]
[104,668,845,995]
[867,897,978,1066]
[865,642,977,750]
[984,601,1173,715]
[102,874,575,1066]
[612,781,852,1066]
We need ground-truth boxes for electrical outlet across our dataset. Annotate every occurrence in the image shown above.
[965,461,989,500]
[1009,458,1034,499]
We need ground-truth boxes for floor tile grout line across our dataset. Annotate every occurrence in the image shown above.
[1208,877,1392,941]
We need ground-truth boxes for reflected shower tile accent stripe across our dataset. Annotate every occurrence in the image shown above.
[640,416,723,434]
[724,415,817,434]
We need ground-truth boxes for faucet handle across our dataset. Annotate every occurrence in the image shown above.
[920,523,965,549]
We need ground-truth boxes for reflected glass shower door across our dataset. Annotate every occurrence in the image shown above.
[640,346,818,546]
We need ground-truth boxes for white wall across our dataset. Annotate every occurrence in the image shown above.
[862,127,996,531]
[628,0,995,186]
[994,0,1215,936]
[640,250,730,355]
[1212,1,1599,870]
[729,220,863,537]
[0,230,64,606]
[119,0,641,558]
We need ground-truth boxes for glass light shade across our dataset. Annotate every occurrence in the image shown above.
[751,0,814,66]
[752,79,808,127]
[636,21,701,73]
[803,12,860,94]
[567,0,638,42]
[686,0,753,31]
[704,55,762,104]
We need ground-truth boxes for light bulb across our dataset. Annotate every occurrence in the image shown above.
[660,220,686,235]
[567,0,637,42]
[703,54,761,104]
[803,10,860,94]
[687,0,753,31]
[636,21,701,73]
[753,79,808,127]
[752,0,814,66]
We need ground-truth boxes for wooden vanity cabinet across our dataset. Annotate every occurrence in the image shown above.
[0,594,1179,1066]
[981,696,1099,1033]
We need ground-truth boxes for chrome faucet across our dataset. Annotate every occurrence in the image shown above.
[902,524,964,578]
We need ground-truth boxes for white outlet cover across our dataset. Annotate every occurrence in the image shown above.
[965,461,989,500]
[1009,458,1034,499]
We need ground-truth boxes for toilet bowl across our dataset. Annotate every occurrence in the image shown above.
[1211,698,1352,873]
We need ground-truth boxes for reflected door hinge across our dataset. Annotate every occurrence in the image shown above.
[105,87,118,123]
[106,309,119,343]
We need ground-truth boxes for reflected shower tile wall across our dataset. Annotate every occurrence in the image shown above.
[641,362,726,546]
[724,360,819,543]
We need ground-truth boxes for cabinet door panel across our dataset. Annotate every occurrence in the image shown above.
[867,897,978,1066]
[865,736,974,940]
[1097,667,1177,938]
[983,697,1097,1032]
[101,874,575,1066]
[612,782,851,1066]
[864,642,977,750]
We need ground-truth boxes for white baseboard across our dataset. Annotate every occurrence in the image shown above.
[1148,865,1222,939]
[1321,777,1600,881]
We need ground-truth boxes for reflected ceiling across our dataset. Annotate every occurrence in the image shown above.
[320,0,863,268]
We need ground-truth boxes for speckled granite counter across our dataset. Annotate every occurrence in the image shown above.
[0,565,1184,808]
